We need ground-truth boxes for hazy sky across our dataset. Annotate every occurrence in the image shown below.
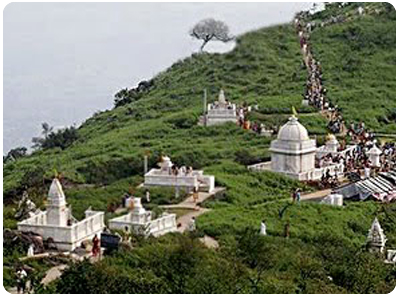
[3,2,313,153]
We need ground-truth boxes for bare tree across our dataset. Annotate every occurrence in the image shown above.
[190,18,233,52]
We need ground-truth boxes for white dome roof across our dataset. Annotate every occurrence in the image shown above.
[277,116,309,141]
[48,178,66,205]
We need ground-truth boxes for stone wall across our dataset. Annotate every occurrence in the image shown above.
[109,213,177,237]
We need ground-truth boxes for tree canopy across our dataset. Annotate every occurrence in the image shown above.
[190,18,233,52]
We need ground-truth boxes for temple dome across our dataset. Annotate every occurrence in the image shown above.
[277,116,309,141]
[48,178,66,205]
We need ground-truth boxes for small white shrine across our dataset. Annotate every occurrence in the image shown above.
[144,156,215,193]
[316,134,340,158]
[366,217,387,253]
[269,115,317,180]
[108,197,177,236]
[17,178,105,251]
[321,193,343,206]
[204,89,238,126]
[367,143,382,167]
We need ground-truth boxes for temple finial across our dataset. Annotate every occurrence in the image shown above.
[291,106,298,117]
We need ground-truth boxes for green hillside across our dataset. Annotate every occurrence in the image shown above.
[309,4,396,133]
[3,2,396,293]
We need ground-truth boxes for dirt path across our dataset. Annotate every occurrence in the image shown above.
[301,189,331,201]
[161,187,225,210]
[162,188,225,248]
[6,264,68,294]
[176,208,210,232]
[175,207,219,248]
[41,264,68,286]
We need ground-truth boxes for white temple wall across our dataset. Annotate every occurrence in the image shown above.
[144,169,215,192]
[109,214,177,237]
[300,153,315,173]
[206,117,237,126]
[145,170,198,187]
[18,211,104,251]
[271,153,314,174]
[197,175,215,193]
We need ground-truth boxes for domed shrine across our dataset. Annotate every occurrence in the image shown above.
[270,115,317,180]
[248,114,348,181]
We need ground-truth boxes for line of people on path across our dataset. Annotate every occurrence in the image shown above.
[295,14,345,135]
[295,10,396,182]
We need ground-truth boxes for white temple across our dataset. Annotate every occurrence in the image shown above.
[248,115,348,181]
[204,89,238,126]
[269,116,317,180]
[366,217,387,253]
[144,156,215,193]
[108,197,177,236]
[17,178,105,251]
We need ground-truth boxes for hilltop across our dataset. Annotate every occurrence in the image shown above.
[4,4,395,198]
[3,2,396,293]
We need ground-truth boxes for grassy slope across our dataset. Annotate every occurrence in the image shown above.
[4,23,309,200]
[3,4,396,293]
[310,10,396,133]
[3,3,395,229]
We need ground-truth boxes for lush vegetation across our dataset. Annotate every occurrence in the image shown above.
[40,230,395,294]
[3,2,396,293]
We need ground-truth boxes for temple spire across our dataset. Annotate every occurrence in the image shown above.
[218,89,226,104]
[47,178,66,206]
[366,217,387,253]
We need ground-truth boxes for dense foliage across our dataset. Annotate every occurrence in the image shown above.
[42,231,395,294]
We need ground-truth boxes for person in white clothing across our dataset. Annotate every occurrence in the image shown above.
[260,220,267,236]
[145,189,150,203]
[16,267,28,293]
[189,217,196,232]
[27,244,34,257]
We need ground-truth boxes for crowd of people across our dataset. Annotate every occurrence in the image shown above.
[294,13,345,135]
[294,9,396,189]
[236,103,276,136]
[168,164,194,177]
